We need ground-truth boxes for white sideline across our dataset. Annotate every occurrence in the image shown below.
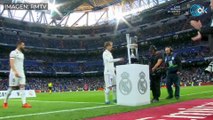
[0,105,116,120]
[13,90,213,104]
[12,90,213,103]
[12,99,104,105]
[0,90,213,119]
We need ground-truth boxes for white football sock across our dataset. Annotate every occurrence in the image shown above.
[112,86,117,100]
[105,87,110,103]
[20,87,26,105]
[4,87,12,103]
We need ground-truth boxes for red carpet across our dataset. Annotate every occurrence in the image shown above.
[89,99,213,120]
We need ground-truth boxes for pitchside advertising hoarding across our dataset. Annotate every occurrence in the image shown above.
[0,90,36,99]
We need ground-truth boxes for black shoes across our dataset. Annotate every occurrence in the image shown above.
[151,98,159,103]
[166,96,180,100]
[105,101,111,105]
[166,96,173,99]
[105,99,117,105]
[175,96,180,100]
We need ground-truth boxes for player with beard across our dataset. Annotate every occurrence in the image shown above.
[3,40,32,109]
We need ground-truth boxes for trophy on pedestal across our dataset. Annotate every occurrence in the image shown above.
[116,35,150,106]
[126,34,139,64]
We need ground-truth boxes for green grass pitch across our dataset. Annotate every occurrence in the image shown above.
[0,85,213,120]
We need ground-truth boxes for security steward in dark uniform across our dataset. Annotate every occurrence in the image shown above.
[164,47,181,100]
[149,45,163,103]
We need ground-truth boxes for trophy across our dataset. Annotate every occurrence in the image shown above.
[126,34,139,64]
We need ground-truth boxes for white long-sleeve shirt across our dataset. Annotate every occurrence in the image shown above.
[103,49,121,75]
[9,49,25,77]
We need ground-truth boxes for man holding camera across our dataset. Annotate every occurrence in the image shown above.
[149,45,163,103]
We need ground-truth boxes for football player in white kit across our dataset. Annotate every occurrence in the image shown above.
[3,40,32,108]
[102,41,124,104]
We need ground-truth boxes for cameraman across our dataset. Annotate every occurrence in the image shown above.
[149,45,163,103]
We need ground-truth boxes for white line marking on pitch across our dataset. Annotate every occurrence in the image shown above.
[0,105,116,120]
[1,90,213,119]
[25,90,213,104]
[12,99,104,105]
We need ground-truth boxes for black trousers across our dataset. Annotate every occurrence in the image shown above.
[150,74,161,100]
[166,73,180,97]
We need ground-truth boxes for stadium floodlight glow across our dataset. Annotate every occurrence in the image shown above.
[49,2,57,11]
[115,13,124,21]
[114,11,132,32]
[48,2,63,17]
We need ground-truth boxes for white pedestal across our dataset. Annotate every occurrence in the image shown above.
[116,64,150,106]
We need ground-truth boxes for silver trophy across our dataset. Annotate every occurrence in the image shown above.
[126,34,139,64]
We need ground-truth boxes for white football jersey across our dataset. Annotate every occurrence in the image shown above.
[9,49,25,77]
[102,49,121,75]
